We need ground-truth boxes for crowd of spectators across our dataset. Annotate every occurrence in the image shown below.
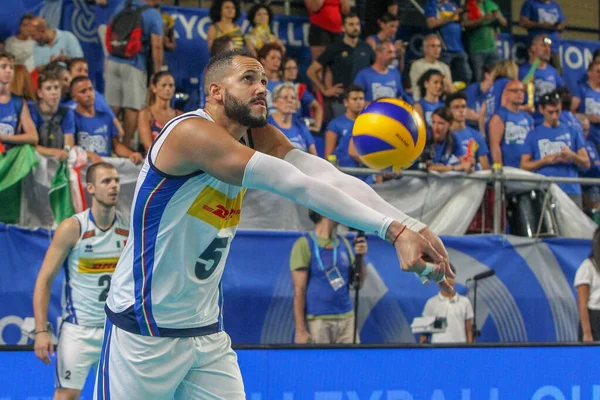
[0,0,599,215]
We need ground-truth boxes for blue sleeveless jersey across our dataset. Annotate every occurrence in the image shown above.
[0,95,22,150]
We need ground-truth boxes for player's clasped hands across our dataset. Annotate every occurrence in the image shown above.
[393,227,455,293]
[34,331,54,365]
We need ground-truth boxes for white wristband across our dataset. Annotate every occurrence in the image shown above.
[402,217,427,233]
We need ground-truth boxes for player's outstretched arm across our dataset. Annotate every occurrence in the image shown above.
[241,142,453,282]
[32,218,80,365]
[161,119,453,281]
[163,118,390,235]
[296,151,451,261]
[252,125,449,263]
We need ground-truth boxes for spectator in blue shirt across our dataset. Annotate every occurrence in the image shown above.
[41,61,72,105]
[465,63,493,129]
[519,0,565,73]
[577,50,600,86]
[488,80,535,168]
[281,57,324,134]
[0,50,38,150]
[61,58,126,143]
[519,35,564,125]
[573,61,600,146]
[427,106,472,172]
[577,115,600,210]
[479,60,521,134]
[414,69,445,139]
[105,0,164,149]
[268,82,317,155]
[31,70,75,161]
[521,91,590,208]
[556,87,585,142]
[354,40,404,103]
[424,0,472,84]
[324,84,374,183]
[447,91,490,170]
[66,58,115,115]
[70,76,143,165]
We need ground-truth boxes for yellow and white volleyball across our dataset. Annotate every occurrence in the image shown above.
[352,98,427,172]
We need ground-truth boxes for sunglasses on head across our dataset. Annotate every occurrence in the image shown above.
[540,92,560,104]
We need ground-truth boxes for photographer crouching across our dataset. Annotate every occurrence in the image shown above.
[290,211,367,344]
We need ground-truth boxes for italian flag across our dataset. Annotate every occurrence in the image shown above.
[49,161,76,224]
[0,145,38,224]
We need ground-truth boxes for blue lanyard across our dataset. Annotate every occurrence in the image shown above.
[310,231,337,272]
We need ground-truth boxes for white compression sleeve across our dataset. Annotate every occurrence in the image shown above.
[284,149,427,232]
[242,152,394,240]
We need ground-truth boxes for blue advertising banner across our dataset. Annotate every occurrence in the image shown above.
[55,2,600,100]
[60,0,105,90]
[2,346,600,399]
[0,224,592,346]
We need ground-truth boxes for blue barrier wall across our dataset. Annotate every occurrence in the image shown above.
[1,346,600,399]
[0,224,592,345]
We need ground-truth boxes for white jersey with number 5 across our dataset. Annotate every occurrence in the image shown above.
[106,110,249,337]
[63,209,129,327]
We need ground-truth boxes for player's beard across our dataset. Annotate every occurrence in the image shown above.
[224,91,268,128]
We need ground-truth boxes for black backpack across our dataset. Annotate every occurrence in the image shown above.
[34,104,69,149]
[106,0,150,59]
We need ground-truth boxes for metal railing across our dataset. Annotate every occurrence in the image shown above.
[339,166,600,235]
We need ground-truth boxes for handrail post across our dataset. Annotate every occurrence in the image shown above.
[493,166,503,234]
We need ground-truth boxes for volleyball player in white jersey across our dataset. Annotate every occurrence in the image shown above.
[95,49,454,400]
[33,162,127,400]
